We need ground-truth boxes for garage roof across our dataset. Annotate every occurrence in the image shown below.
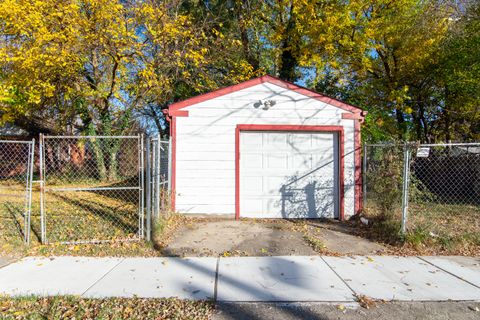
[168,75,365,115]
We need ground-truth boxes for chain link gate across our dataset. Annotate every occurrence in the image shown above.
[145,136,171,240]
[39,135,145,244]
[0,139,35,244]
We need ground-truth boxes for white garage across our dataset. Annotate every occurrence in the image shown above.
[166,75,366,220]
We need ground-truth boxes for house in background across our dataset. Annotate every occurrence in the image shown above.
[165,75,366,220]
[0,123,28,140]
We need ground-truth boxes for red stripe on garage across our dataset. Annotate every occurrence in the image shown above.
[170,116,177,212]
[354,119,362,215]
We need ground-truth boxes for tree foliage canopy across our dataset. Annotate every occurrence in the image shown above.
[0,0,478,141]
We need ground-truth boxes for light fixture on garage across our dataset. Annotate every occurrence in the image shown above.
[253,99,277,110]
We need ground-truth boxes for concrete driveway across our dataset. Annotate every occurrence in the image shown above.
[163,219,386,256]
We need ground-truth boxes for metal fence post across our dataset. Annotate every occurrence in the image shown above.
[362,144,367,208]
[25,138,35,244]
[401,143,411,234]
[146,136,151,241]
[39,134,46,244]
[167,136,172,192]
[151,138,156,220]
[156,134,161,218]
[139,134,145,239]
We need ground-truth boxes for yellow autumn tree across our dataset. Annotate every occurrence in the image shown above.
[296,0,453,140]
[134,0,259,134]
[0,0,83,130]
[0,0,258,136]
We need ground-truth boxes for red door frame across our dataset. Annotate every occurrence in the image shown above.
[235,124,345,220]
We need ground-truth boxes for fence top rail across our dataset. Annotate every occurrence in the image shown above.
[366,142,480,147]
[365,143,401,147]
[419,142,480,147]
[0,139,35,144]
[42,135,140,139]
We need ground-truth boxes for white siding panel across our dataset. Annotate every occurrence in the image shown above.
[176,195,234,205]
[176,115,343,127]
[174,81,358,217]
[176,132,234,145]
[176,151,234,161]
[186,107,342,117]
[342,120,355,217]
[176,161,235,170]
[176,186,235,197]
[173,143,234,152]
[174,169,233,178]
[176,178,235,188]
[176,204,233,214]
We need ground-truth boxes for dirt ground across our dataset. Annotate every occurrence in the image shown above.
[213,301,480,320]
[162,218,388,257]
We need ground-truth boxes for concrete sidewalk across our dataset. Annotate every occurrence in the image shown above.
[0,255,479,302]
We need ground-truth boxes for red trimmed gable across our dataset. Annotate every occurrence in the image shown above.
[168,75,365,116]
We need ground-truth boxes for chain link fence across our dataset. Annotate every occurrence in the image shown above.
[146,136,171,237]
[39,135,145,244]
[1,134,173,246]
[363,143,405,222]
[0,139,35,244]
[364,142,480,244]
[407,143,480,243]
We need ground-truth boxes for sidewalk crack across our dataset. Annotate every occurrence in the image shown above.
[417,256,480,290]
[81,258,125,297]
[320,256,357,299]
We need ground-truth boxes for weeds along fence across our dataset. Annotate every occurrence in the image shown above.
[364,142,480,240]
[0,139,35,245]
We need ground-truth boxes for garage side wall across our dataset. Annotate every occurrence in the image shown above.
[174,82,356,217]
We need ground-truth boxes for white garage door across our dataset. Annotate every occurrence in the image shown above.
[240,131,339,218]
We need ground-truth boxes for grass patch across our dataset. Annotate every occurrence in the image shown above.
[405,226,431,249]
[0,296,214,320]
[363,198,480,255]
[0,181,181,257]
[303,234,327,252]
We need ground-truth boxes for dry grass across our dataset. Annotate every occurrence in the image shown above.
[0,296,214,320]
[362,199,480,255]
[3,180,478,257]
[0,182,182,258]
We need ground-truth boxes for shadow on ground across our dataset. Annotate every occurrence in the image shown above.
[162,218,387,257]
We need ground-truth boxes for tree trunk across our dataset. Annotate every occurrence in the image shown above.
[86,122,107,181]
[418,103,429,143]
[107,140,121,182]
[444,85,452,142]
[395,108,406,139]
[278,3,298,82]
[92,138,107,181]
